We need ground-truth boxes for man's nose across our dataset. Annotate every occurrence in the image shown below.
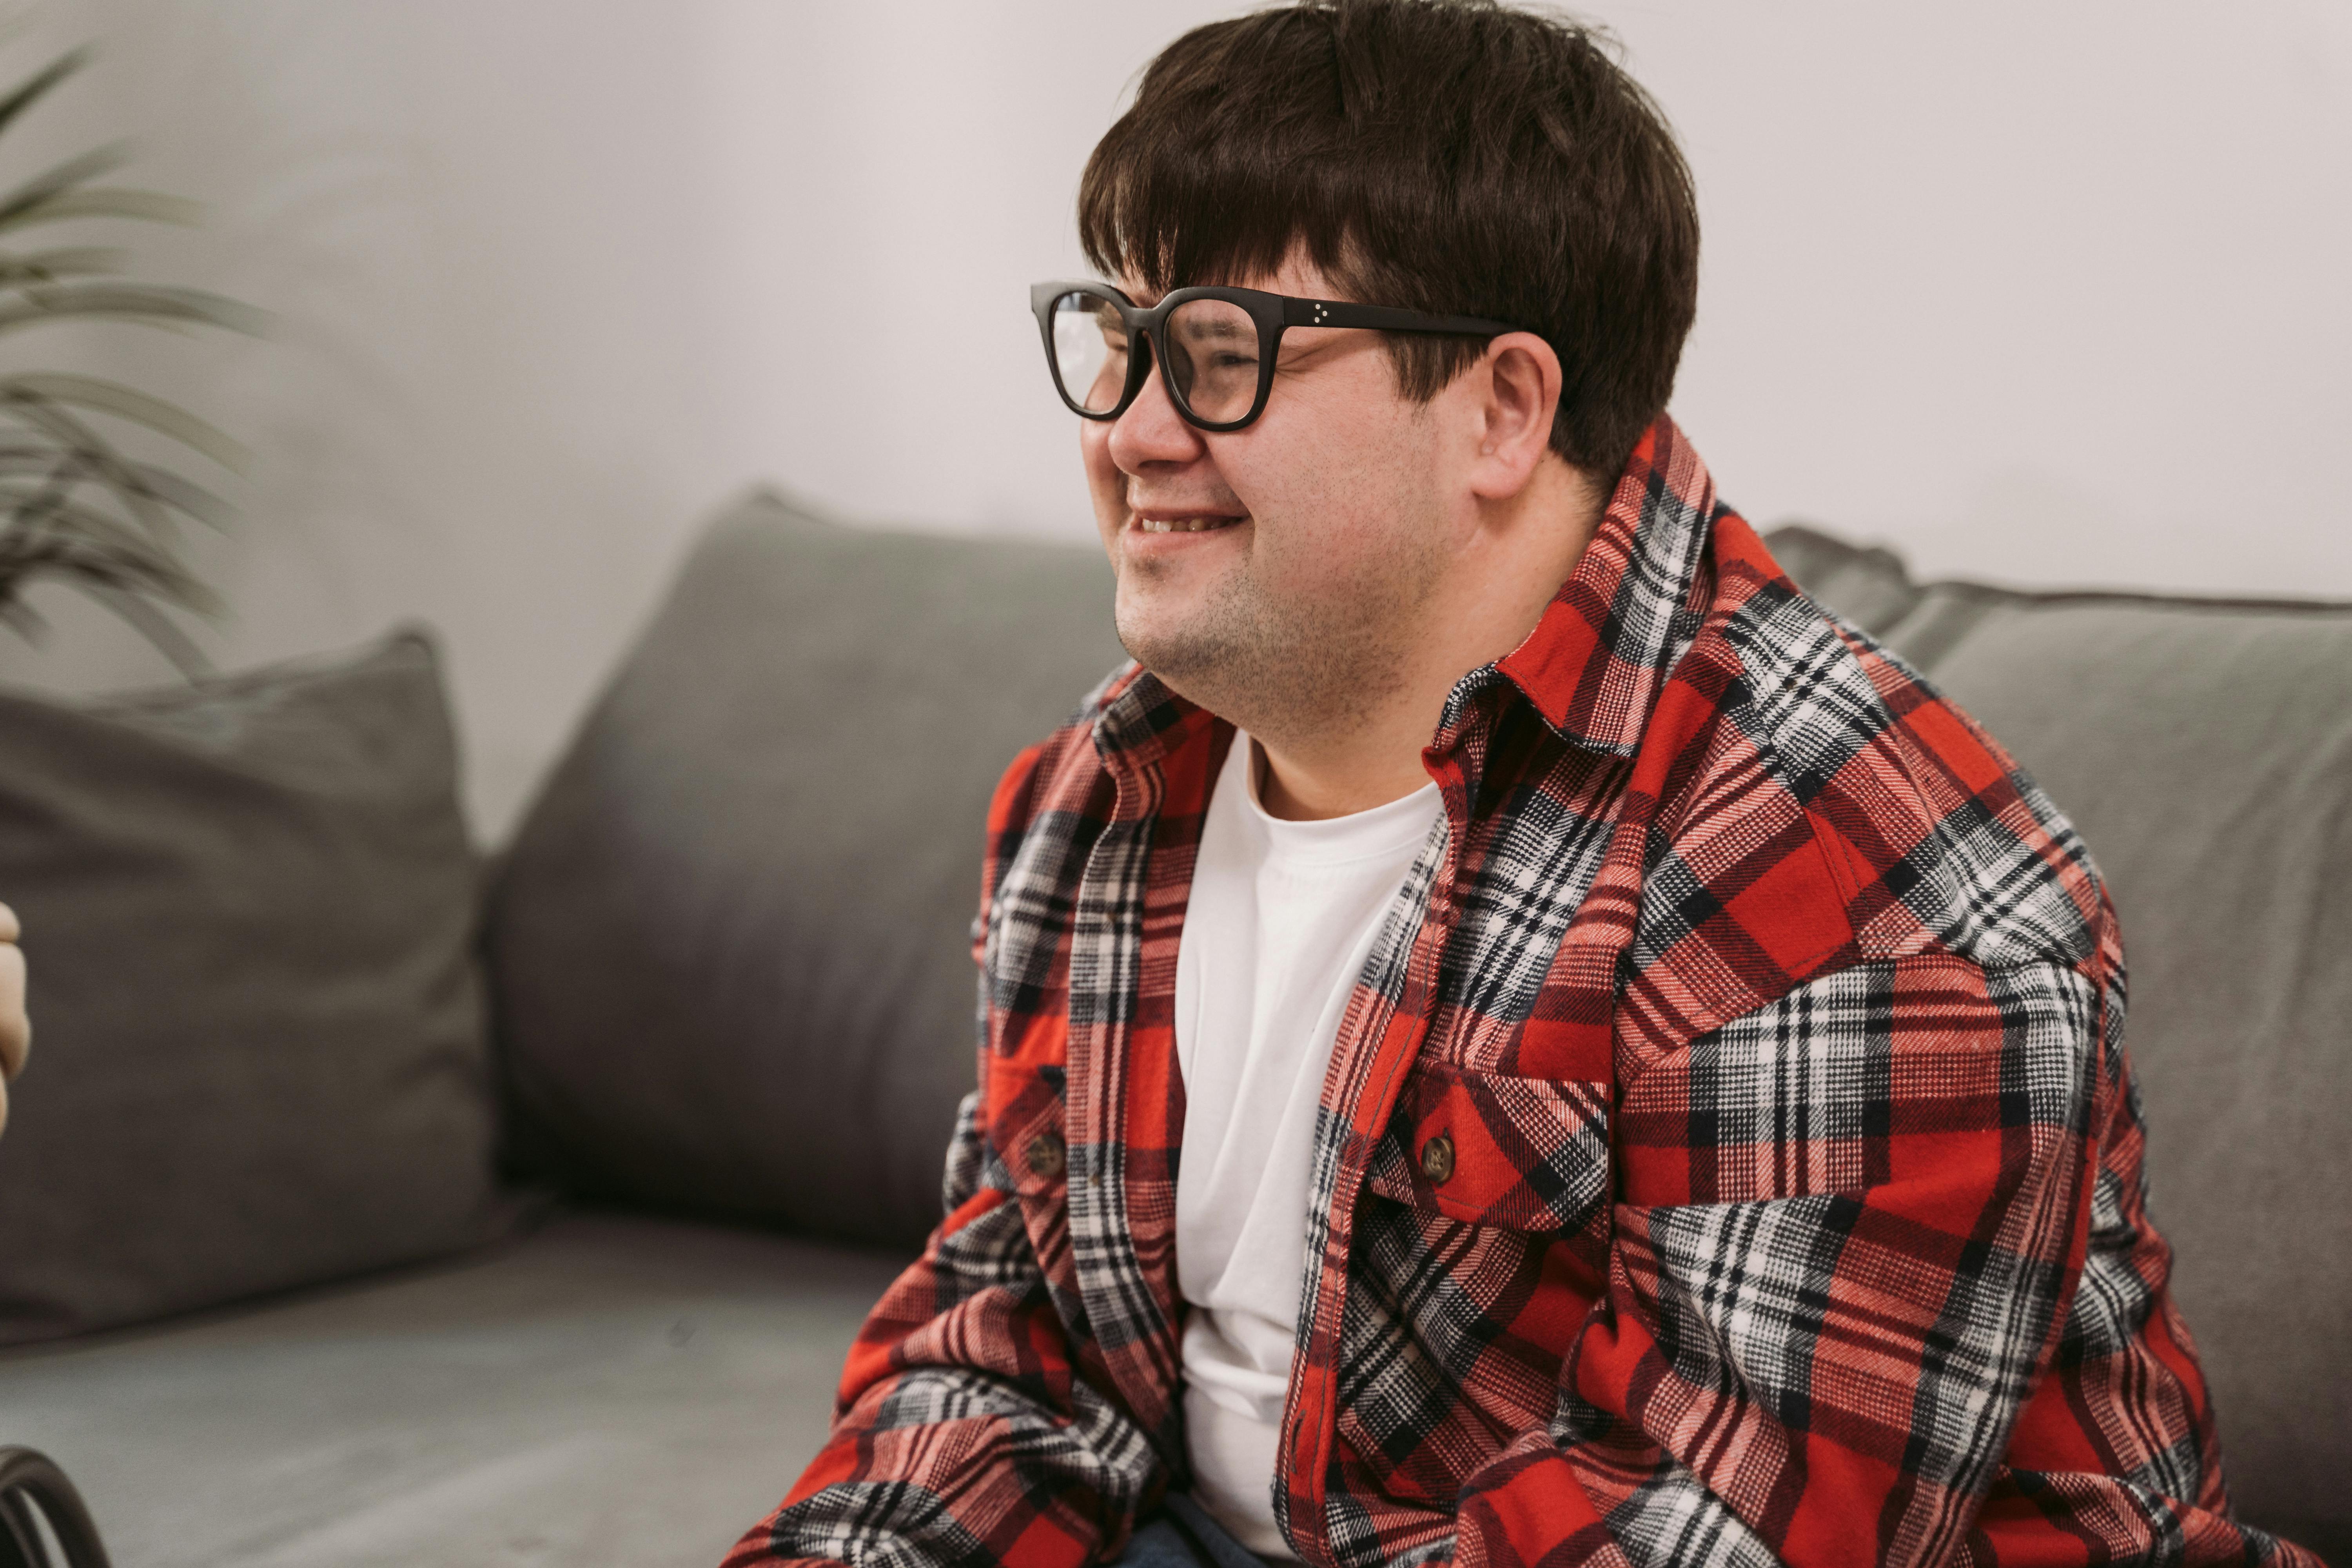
[1106,347,1205,474]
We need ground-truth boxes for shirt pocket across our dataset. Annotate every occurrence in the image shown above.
[984,1060,1071,1202]
[1363,1061,1612,1249]
[1340,1063,1615,1477]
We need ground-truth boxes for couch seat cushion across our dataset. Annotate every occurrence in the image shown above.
[0,1209,903,1568]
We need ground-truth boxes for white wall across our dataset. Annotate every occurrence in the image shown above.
[0,1,2343,840]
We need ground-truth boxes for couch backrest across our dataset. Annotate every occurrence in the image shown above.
[1768,524,2351,1547]
[488,492,1128,1247]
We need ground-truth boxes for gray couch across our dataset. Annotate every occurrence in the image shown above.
[0,496,2341,1566]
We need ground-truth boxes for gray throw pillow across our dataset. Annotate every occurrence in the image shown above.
[0,630,515,1346]
[486,491,1127,1248]
[1766,524,2352,1550]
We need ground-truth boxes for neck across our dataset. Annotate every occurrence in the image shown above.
[1254,461,1605,821]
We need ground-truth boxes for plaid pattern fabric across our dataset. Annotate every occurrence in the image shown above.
[728,418,2313,1568]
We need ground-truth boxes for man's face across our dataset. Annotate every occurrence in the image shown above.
[1083,251,1457,734]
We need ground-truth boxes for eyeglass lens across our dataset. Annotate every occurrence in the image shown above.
[1048,292,1263,424]
[1049,293,1128,414]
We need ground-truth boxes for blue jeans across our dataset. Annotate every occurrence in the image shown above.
[1110,1493,1276,1568]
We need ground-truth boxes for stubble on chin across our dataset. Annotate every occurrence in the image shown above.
[1113,532,1433,745]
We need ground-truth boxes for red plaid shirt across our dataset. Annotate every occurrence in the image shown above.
[729,420,2310,1568]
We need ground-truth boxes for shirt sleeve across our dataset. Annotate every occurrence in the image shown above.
[1442,953,2318,1568]
[723,744,1167,1568]
[722,1090,1163,1568]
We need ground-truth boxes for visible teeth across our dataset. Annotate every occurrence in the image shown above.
[1137,516,1235,533]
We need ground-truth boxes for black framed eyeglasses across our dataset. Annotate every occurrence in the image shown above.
[1030,280,1521,433]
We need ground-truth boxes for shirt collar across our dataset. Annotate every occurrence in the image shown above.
[1486,414,1719,758]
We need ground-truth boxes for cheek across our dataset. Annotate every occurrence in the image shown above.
[1251,425,1430,597]
[1239,404,1431,579]
[1078,421,1112,487]
[1080,423,1123,538]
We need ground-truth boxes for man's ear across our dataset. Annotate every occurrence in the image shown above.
[1464,331,1563,501]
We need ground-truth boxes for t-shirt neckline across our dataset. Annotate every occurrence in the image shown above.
[1230,733,1442,866]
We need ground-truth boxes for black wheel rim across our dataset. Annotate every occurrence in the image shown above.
[0,1450,110,1568]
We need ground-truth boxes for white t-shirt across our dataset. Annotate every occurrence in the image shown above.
[1174,732,1443,1559]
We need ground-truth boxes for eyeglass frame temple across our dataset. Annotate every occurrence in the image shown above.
[1272,296,1519,336]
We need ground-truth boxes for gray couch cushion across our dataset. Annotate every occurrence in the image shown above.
[0,1209,901,1568]
[1767,525,2351,1552]
[487,490,1127,1247]
[0,630,515,1346]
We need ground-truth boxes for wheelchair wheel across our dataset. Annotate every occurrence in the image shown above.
[0,1450,109,1568]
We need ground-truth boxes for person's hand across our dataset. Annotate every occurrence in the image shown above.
[0,902,26,1140]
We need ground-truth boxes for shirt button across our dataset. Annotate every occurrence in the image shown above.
[1419,1134,1455,1184]
[1026,1132,1066,1181]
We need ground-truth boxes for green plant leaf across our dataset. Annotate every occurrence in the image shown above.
[0,283,268,338]
[0,188,201,233]
[0,443,232,530]
[0,486,195,579]
[0,143,131,228]
[0,42,247,679]
[0,49,88,145]
[0,523,206,612]
[0,390,178,540]
[0,517,218,673]
[0,245,125,282]
[0,463,178,551]
[0,372,253,474]
[85,581,209,675]
[0,592,45,641]
[99,457,232,530]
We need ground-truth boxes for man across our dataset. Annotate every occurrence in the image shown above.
[730,4,2310,1566]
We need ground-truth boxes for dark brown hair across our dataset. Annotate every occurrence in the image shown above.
[1078,0,1699,479]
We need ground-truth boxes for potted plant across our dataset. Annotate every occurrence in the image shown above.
[0,46,259,678]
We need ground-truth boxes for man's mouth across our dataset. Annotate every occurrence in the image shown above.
[1133,513,1244,534]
